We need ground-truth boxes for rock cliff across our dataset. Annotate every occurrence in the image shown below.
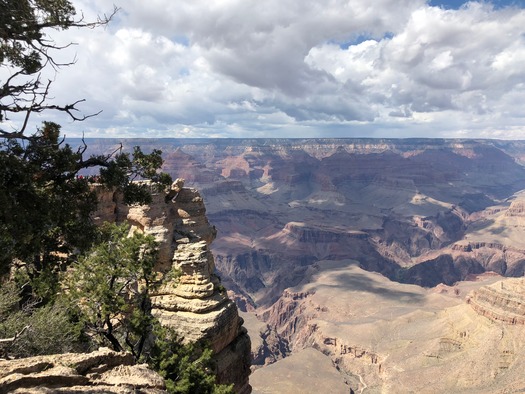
[93,182,251,393]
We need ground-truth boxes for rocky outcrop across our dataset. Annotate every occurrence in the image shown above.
[250,324,289,367]
[450,241,525,277]
[467,278,525,325]
[506,200,525,217]
[93,181,251,393]
[0,347,165,394]
[261,290,314,342]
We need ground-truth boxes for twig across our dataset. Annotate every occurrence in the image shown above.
[0,325,31,345]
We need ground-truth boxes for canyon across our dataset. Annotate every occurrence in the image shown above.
[77,138,525,393]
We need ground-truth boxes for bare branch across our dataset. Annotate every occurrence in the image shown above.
[75,143,123,171]
[0,325,31,345]
[78,132,88,156]
[0,4,120,137]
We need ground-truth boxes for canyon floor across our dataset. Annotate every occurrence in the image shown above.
[248,266,525,393]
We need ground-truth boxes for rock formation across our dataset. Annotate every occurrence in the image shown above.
[0,347,165,394]
[93,181,251,393]
[506,199,525,217]
[467,278,525,324]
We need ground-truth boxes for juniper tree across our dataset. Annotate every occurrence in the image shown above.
[0,1,171,293]
[0,0,117,137]
[0,122,171,301]
[64,223,158,360]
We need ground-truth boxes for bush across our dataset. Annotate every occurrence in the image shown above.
[0,283,86,358]
[146,324,234,394]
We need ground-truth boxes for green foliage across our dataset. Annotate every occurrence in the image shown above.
[0,282,19,317]
[0,0,169,293]
[0,0,76,75]
[99,146,172,204]
[64,222,159,359]
[0,122,98,286]
[146,325,234,394]
[0,121,171,302]
[0,282,85,358]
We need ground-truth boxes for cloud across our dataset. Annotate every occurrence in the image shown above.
[22,0,525,138]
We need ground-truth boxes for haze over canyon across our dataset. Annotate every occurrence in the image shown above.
[79,138,525,393]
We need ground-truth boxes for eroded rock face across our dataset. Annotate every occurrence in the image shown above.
[506,200,525,217]
[93,183,251,394]
[467,278,525,324]
[0,347,165,394]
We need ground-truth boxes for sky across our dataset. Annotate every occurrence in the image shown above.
[11,0,525,139]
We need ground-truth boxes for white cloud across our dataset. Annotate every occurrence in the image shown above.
[17,0,525,138]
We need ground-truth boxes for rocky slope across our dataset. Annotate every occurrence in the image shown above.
[467,278,525,325]
[251,264,525,393]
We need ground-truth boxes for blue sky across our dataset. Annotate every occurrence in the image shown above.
[431,0,519,8]
[7,0,525,139]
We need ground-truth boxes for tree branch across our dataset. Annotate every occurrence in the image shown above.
[0,4,120,138]
[0,325,31,346]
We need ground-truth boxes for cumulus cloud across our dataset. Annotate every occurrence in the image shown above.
[23,0,525,138]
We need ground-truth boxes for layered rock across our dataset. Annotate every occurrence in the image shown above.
[506,200,525,217]
[0,347,165,394]
[93,182,251,393]
[467,278,525,324]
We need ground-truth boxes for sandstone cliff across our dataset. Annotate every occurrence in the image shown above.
[93,182,251,393]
